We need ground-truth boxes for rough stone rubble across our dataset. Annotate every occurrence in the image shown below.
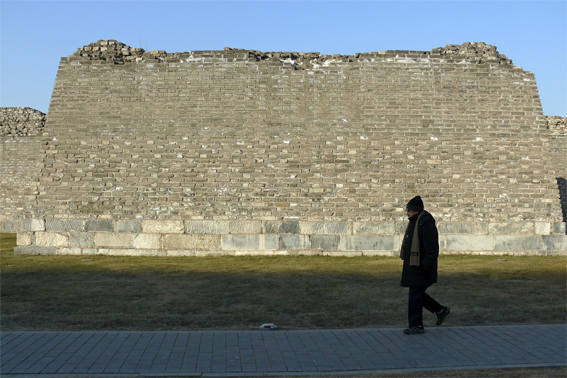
[0,107,46,137]
[71,40,514,68]
[546,115,567,135]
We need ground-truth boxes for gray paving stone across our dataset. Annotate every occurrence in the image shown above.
[1,325,565,376]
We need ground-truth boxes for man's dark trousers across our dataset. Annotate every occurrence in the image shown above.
[408,286,443,327]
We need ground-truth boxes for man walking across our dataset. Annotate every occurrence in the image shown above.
[400,196,450,335]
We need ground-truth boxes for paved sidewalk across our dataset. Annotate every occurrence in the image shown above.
[1,325,565,377]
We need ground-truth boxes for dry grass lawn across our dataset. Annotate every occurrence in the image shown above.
[1,233,565,331]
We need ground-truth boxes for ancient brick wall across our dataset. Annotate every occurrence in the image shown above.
[4,40,566,255]
[547,116,567,223]
[0,108,46,223]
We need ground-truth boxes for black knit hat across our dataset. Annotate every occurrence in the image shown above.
[406,196,424,211]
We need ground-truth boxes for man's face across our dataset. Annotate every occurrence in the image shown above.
[407,209,419,219]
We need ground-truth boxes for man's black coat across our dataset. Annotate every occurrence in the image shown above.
[400,210,439,288]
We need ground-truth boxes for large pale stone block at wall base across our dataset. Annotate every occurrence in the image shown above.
[163,234,221,250]
[166,250,235,257]
[437,222,489,235]
[322,251,363,257]
[552,223,566,235]
[57,247,82,255]
[185,220,229,234]
[68,232,95,248]
[310,235,340,250]
[94,232,133,248]
[222,234,278,250]
[264,220,300,234]
[339,235,396,251]
[229,221,263,234]
[142,220,184,233]
[489,222,535,235]
[14,246,57,255]
[542,235,567,251]
[0,219,45,232]
[494,235,543,251]
[0,221,19,232]
[279,234,310,249]
[133,233,161,249]
[85,220,114,232]
[361,251,398,257]
[100,248,167,257]
[35,232,69,247]
[353,222,396,235]
[234,250,292,256]
[116,220,142,233]
[17,232,33,246]
[445,235,494,251]
[535,222,551,235]
[27,219,45,232]
[299,222,352,235]
[46,219,85,231]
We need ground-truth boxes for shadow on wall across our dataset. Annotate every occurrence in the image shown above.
[558,178,567,232]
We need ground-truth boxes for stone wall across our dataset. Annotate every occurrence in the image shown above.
[0,107,46,136]
[3,40,566,255]
[546,116,567,223]
[0,108,46,220]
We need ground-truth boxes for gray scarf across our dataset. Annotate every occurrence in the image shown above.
[400,211,425,267]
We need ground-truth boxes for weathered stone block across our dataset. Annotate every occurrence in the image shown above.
[542,235,567,251]
[265,220,300,234]
[17,232,33,246]
[0,221,20,232]
[14,246,57,255]
[438,222,489,235]
[167,250,233,257]
[339,235,396,251]
[85,219,114,232]
[229,221,263,234]
[222,234,278,250]
[494,235,543,251]
[535,222,551,235]
[103,248,166,257]
[353,222,395,235]
[46,219,85,231]
[68,232,95,248]
[552,223,566,235]
[36,232,69,247]
[300,222,351,235]
[185,220,229,234]
[362,251,398,257]
[94,232,133,248]
[394,223,408,234]
[142,220,184,233]
[445,235,494,251]
[57,247,82,255]
[163,234,220,250]
[133,233,161,249]
[310,235,340,250]
[26,219,45,232]
[3,219,46,232]
[279,234,310,249]
[489,222,535,235]
[234,250,289,256]
[116,220,142,233]
[322,251,363,257]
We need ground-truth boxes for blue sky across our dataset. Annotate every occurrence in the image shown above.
[1,0,566,116]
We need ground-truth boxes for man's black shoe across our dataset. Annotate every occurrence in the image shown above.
[403,325,425,335]
[436,306,451,326]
